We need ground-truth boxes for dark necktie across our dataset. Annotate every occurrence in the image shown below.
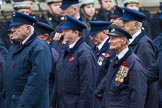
[114,56,119,64]
[96,47,99,52]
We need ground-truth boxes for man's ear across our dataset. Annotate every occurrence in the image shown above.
[73,30,79,35]
[44,33,50,39]
[103,30,108,35]
[121,37,127,44]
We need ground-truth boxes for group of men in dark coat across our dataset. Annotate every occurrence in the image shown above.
[1,0,162,108]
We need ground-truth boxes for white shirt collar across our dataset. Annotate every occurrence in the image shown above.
[128,29,141,44]
[116,47,129,60]
[97,37,108,50]
[76,16,80,20]
[69,38,80,49]
[22,33,33,45]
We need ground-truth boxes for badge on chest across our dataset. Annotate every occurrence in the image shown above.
[97,52,110,65]
[115,61,129,83]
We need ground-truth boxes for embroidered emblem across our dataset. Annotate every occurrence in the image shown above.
[98,56,104,65]
[111,28,115,32]
[115,61,129,83]
[69,56,75,62]
[53,32,62,41]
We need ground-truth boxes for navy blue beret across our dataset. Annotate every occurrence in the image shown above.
[60,0,79,10]
[110,5,123,18]
[121,7,146,22]
[89,21,111,36]
[35,22,54,35]
[9,11,37,29]
[61,15,86,32]
[108,24,132,39]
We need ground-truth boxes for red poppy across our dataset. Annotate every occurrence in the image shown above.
[69,56,75,62]
[102,53,110,58]
[122,61,127,66]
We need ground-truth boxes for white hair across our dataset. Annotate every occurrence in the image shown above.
[28,25,34,35]
[71,3,80,11]
[137,22,142,28]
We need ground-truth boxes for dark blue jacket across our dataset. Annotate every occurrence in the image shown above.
[51,38,98,108]
[145,40,162,108]
[96,49,147,108]
[144,54,162,107]
[129,30,157,68]
[3,33,52,108]
[0,38,8,60]
[0,53,5,108]
[150,12,162,40]
[49,48,59,97]
[129,30,158,108]
[154,33,162,57]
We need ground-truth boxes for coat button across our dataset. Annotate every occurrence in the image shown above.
[12,94,16,98]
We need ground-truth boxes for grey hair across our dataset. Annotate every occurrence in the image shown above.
[71,3,80,11]
[137,22,142,28]
[28,25,34,35]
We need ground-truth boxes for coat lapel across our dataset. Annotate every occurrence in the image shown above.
[13,32,37,55]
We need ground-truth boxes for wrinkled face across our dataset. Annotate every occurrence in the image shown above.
[9,24,30,42]
[126,3,140,11]
[18,9,30,15]
[90,31,106,46]
[101,0,113,11]
[63,29,79,44]
[109,36,125,53]
[123,20,137,35]
[81,4,95,18]
[49,2,62,15]
[110,17,124,27]
[61,6,77,17]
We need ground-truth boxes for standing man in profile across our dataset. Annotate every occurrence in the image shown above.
[121,7,158,108]
[89,21,114,86]
[50,15,98,108]
[3,12,52,108]
[96,24,147,108]
[89,21,115,108]
[123,0,152,38]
